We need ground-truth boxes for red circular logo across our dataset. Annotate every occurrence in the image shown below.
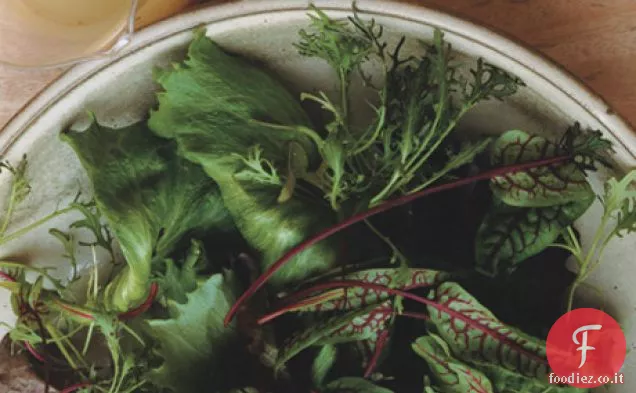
[546,308,626,388]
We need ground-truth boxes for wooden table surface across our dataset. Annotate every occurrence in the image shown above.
[1,0,636,130]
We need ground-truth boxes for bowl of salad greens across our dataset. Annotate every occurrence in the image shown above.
[0,1,635,392]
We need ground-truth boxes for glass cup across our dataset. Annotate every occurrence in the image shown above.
[0,0,196,68]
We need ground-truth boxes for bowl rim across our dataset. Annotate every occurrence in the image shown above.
[1,0,635,157]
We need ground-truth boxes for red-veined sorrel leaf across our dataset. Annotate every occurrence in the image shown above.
[321,300,393,376]
[413,335,494,393]
[321,300,392,344]
[275,303,380,371]
[280,268,449,315]
[426,282,550,380]
[224,155,571,326]
[471,362,583,393]
[490,130,593,207]
[475,195,593,276]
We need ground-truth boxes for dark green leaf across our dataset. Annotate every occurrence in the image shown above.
[146,272,240,393]
[312,344,337,388]
[322,377,394,393]
[489,130,593,207]
[475,196,593,276]
[61,119,233,311]
[474,362,587,393]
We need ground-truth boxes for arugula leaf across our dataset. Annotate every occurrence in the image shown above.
[149,30,340,287]
[322,377,394,393]
[475,196,593,276]
[49,228,80,280]
[68,198,115,256]
[426,282,551,381]
[62,118,233,311]
[413,335,494,393]
[489,130,596,207]
[0,155,31,238]
[146,272,240,393]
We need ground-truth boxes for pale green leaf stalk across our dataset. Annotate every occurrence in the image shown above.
[563,169,636,310]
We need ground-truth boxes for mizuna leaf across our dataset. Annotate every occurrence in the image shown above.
[489,130,593,207]
[413,335,494,393]
[426,282,551,381]
[603,170,636,239]
[321,377,394,393]
[475,195,593,276]
[275,304,380,371]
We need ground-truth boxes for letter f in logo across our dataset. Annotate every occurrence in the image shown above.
[572,324,602,368]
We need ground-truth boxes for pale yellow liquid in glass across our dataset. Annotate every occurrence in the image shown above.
[0,0,139,67]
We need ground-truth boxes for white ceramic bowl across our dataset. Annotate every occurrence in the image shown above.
[1,1,634,391]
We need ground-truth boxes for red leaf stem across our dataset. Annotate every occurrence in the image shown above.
[24,341,46,363]
[118,282,159,320]
[363,329,390,378]
[60,382,92,393]
[0,271,16,282]
[258,280,549,367]
[224,155,570,326]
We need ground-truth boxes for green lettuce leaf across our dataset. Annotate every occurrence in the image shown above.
[146,272,240,393]
[61,118,233,311]
[148,29,340,287]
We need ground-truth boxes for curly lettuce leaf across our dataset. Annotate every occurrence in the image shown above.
[148,30,339,286]
[146,272,240,393]
[61,119,234,311]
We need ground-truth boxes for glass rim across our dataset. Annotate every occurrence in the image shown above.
[0,0,139,70]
